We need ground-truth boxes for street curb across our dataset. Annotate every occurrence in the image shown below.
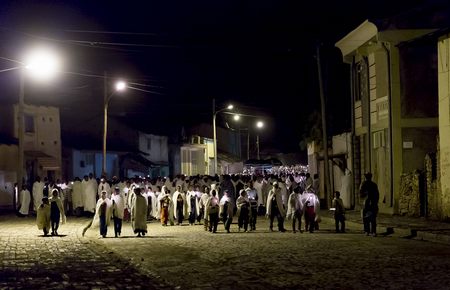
[321,216,450,244]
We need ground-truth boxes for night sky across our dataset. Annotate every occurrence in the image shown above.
[0,0,427,153]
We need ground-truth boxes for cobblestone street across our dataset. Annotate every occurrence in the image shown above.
[2,215,450,289]
[0,215,167,290]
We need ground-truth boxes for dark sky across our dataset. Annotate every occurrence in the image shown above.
[0,0,427,153]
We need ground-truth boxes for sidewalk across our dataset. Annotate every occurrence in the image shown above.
[322,210,450,244]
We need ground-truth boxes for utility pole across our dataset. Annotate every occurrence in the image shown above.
[16,69,25,211]
[102,71,107,177]
[316,44,331,208]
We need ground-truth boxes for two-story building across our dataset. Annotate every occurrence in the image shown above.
[0,104,62,208]
[336,18,440,214]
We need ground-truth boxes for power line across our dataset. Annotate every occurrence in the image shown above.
[0,56,24,64]
[59,29,160,36]
[64,39,178,49]
[0,66,20,73]
[128,82,165,89]
[127,86,165,95]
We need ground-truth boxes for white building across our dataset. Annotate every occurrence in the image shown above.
[0,104,61,209]
[138,132,169,177]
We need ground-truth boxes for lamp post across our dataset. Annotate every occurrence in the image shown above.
[256,121,264,160]
[212,99,233,175]
[102,76,127,176]
[16,48,60,207]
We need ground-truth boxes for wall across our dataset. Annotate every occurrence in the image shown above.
[138,133,169,163]
[438,34,450,219]
[0,145,18,208]
[332,133,353,208]
[402,128,438,173]
[71,150,119,179]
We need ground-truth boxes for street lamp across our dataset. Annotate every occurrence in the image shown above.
[212,99,233,175]
[256,121,264,160]
[17,48,60,207]
[102,79,127,176]
[232,117,265,160]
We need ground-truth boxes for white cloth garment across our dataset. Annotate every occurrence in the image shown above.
[32,181,45,211]
[18,189,31,215]
[98,181,111,199]
[111,193,125,219]
[71,180,83,209]
[82,179,97,213]
[131,193,148,233]
[266,187,286,217]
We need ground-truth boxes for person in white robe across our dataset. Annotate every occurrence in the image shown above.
[36,197,51,236]
[173,186,187,225]
[18,184,31,216]
[98,178,111,199]
[199,186,210,230]
[302,187,320,233]
[32,176,45,212]
[266,182,286,232]
[111,187,125,237]
[253,177,264,209]
[131,186,148,237]
[71,177,83,216]
[82,175,97,214]
[92,190,112,238]
[186,186,200,226]
[194,186,203,224]
[287,187,304,233]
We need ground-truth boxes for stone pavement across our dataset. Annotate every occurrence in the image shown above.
[3,212,450,289]
[323,210,450,243]
[0,214,169,290]
[85,216,450,290]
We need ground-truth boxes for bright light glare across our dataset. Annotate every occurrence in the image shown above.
[115,81,127,91]
[233,114,240,121]
[24,48,60,81]
[256,121,264,128]
[227,104,234,110]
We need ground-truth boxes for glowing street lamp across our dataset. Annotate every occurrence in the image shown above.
[256,121,264,159]
[24,48,61,81]
[233,114,240,121]
[115,80,127,91]
[103,79,127,175]
[256,121,264,129]
[17,48,61,204]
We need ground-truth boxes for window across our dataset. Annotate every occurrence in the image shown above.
[147,138,152,150]
[24,114,34,133]
[355,60,368,102]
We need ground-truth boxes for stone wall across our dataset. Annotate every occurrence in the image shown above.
[399,172,421,216]
[425,152,441,219]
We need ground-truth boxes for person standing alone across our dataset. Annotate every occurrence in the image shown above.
[360,173,379,236]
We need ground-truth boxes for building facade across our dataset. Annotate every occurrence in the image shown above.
[336,20,439,214]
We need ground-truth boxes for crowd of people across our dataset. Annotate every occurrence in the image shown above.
[16,170,382,237]
[18,172,379,237]
[16,172,330,237]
